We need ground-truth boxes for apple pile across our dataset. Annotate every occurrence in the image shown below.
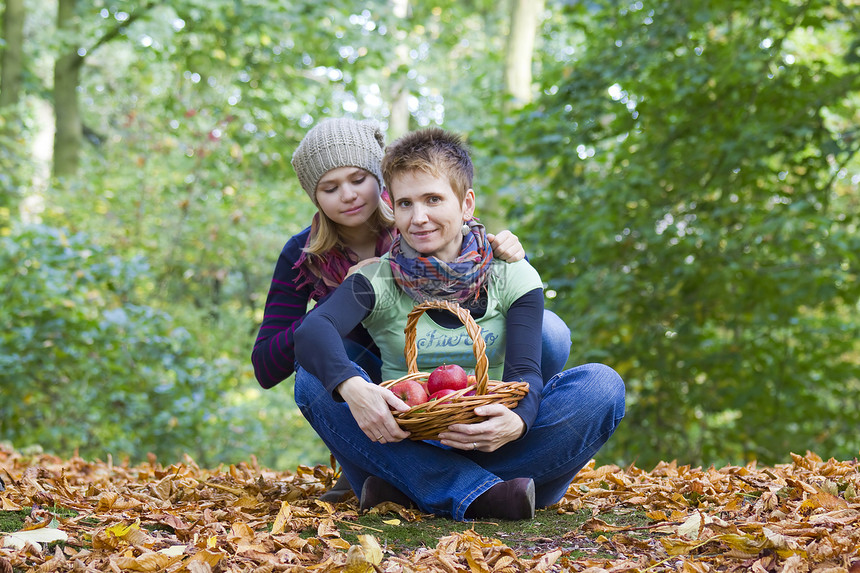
[389,364,476,406]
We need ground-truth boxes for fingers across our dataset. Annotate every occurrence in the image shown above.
[367,420,410,443]
[369,388,412,442]
[343,381,411,443]
[437,424,484,450]
[488,230,525,263]
[382,388,411,413]
[438,405,525,451]
[362,415,410,444]
[345,257,381,277]
[472,403,509,418]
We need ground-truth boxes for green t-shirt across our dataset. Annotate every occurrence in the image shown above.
[358,256,543,381]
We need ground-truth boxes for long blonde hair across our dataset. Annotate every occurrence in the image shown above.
[303,195,395,256]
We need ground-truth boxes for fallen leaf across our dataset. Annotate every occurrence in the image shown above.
[344,536,382,573]
[2,528,69,551]
[271,501,292,535]
[158,545,186,557]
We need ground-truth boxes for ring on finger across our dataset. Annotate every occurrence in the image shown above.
[472,442,477,450]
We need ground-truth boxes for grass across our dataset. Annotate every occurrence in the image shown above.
[0,509,29,532]
[0,505,80,532]
[3,498,656,563]
[315,505,656,559]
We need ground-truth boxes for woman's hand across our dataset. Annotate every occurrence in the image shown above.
[346,257,381,277]
[337,376,412,443]
[488,230,525,263]
[438,404,525,452]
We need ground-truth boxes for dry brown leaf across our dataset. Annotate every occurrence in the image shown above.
[2,443,859,572]
[184,560,211,573]
[342,535,382,573]
[582,517,629,532]
[270,501,291,535]
[111,551,182,572]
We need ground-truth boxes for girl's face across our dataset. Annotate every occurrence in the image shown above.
[390,170,475,261]
[315,167,381,228]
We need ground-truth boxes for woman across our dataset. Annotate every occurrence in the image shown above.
[293,127,625,520]
[252,118,548,390]
[251,118,561,501]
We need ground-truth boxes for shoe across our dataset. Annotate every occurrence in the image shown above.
[464,477,535,520]
[319,474,353,503]
[359,476,415,510]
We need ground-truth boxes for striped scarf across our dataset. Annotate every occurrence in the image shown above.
[389,219,493,303]
[294,213,396,301]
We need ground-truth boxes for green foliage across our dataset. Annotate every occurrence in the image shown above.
[0,223,321,467]
[0,100,37,233]
[3,0,858,471]
[508,0,860,467]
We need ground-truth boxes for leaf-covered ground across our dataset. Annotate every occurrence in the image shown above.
[1,443,859,572]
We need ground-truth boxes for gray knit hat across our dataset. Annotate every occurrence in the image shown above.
[291,118,386,202]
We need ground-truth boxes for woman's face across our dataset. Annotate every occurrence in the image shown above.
[390,170,475,261]
[314,167,381,228]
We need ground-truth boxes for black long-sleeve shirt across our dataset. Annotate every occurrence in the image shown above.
[295,273,545,430]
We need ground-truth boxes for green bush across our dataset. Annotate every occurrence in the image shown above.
[0,223,289,466]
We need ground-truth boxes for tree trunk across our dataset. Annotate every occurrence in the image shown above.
[504,0,544,110]
[388,0,410,140]
[480,0,544,231]
[52,0,82,179]
[0,0,25,109]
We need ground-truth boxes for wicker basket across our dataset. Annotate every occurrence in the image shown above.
[380,299,529,441]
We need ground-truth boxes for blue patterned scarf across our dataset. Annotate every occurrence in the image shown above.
[389,219,493,303]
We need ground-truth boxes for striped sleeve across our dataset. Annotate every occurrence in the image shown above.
[251,229,313,389]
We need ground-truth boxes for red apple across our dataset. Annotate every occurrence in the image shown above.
[428,388,458,404]
[465,375,477,396]
[427,364,468,394]
[389,380,429,407]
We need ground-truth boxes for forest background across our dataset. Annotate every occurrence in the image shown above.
[1,0,858,474]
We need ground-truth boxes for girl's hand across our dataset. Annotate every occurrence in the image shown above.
[438,404,525,452]
[488,230,525,263]
[346,257,381,277]
[337,376,411,443]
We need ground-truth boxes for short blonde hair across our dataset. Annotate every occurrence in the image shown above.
[382,128,473,203]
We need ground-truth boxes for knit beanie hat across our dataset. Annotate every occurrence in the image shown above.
[291,118,386,202]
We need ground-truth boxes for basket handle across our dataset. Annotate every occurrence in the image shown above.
[403,300,490,396]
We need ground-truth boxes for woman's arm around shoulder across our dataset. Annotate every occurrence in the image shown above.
[488,229,525,262]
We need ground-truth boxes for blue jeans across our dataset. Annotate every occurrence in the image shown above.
[294,362,624,521]
[343,339,383,384]
[541,309,571,383]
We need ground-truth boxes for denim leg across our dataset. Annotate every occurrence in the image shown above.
[294,364,503,521]
[342,339,383,384]
[465,363,625,508]
[541,310,571,383]
[294,362,624,519]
